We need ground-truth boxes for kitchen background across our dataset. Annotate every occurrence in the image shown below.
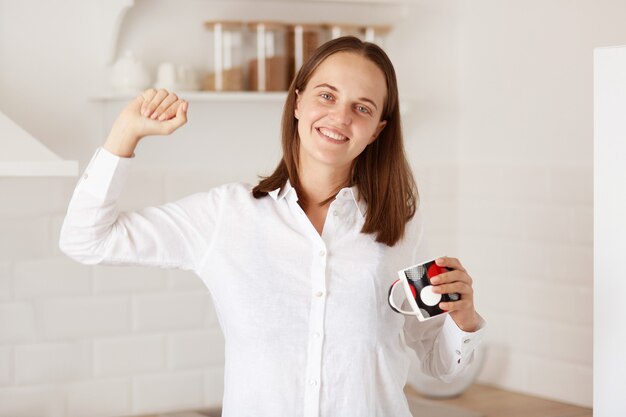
[1,0,623,416]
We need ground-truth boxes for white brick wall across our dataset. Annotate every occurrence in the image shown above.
[458,162,593,407]
[132,292,210,332]
[94,335,166,377]
[43,296,131,340]
[0,171,228,416]
[0,386,65,417]
[14,341,92,384]
[454,0,605,406]
[14,259,92,300]
[0,303,37,343]
[132,371,206,415]
[0,346,12,385]
[0,261,11,302]
[93,265,168,295]
[66,378,131,417]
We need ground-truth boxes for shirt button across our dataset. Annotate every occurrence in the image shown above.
[82,173,89,180]
[464,339,471,344]
[455,349,461,355]
[318,250,325,257]
[308,379,318,386]
[314,332,321,338]
[315,291,324,298]
[332,210,339,216]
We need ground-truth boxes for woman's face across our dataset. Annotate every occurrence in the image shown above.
[294,52,388,175]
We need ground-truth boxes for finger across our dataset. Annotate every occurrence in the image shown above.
[429,270,470,285]
[432,282,471,295]
[140,88,157,115]
[158,98,183,121]
[144,89,169,117]
[435,256,466,272]
[157,100,188,134]
[152,93,179,120]
[439,299,472,312]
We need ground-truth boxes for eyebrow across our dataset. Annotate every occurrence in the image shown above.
[314,83,378,111]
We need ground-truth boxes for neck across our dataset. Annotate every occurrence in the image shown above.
[297,162,351,210]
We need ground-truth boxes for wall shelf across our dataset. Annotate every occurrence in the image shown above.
[91,91,288,102]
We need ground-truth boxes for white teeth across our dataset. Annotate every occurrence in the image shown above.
[318,128,347,141]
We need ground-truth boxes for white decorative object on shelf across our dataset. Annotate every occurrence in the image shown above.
[154,62,201,92]
[111,50,152,94]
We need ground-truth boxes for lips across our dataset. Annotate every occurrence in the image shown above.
[315,127,350,142]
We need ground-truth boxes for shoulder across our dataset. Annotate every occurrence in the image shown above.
[200,181,256,204]
[211,181,254,195]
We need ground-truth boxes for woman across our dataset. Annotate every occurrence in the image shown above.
[60,36,485,417]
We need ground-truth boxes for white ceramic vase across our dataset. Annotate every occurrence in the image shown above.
[111,51,152,94]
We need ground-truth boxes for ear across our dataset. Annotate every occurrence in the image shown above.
[294,89,301,119]
[370,120,387,144]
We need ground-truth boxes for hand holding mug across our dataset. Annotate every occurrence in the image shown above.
[388,256,480,332]
[428,257,480,332]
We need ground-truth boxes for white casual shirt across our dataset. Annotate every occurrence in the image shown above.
[59,147,485,417]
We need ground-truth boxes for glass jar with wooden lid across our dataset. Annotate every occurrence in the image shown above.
[247,21,289,91]
[203,20,246,91]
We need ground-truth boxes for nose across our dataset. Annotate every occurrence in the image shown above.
[329,103,352,126]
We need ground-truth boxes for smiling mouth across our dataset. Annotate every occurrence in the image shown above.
[316,127,349,143]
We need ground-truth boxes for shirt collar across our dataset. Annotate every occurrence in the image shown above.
[268,180,298,202]
[269,180,367,217]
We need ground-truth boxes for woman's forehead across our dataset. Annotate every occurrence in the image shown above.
[307,52,387,103]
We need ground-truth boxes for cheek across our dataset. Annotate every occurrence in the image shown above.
[300,100,327,121]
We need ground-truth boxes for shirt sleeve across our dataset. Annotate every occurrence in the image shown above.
[58,147,219,273]
[401,209,487,382]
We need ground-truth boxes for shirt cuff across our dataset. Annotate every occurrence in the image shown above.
[440,313,486,364]
[75,146,133,202]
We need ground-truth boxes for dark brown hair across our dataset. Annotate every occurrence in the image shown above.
[252,36,418,246]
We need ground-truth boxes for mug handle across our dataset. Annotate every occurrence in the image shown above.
[388,279,416,315]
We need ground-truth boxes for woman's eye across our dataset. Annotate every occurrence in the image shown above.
[357,105,370,114]
[320,93,333,100]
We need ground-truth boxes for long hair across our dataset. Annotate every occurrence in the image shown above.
[252,36,418,246]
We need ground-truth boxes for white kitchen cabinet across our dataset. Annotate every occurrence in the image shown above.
[594,45,626,417]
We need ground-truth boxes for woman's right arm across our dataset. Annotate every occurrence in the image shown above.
[59,89,217,272]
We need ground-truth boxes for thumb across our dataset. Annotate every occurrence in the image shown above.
[127,93,145,115]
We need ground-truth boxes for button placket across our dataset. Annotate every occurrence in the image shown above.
[303,245,328,417]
